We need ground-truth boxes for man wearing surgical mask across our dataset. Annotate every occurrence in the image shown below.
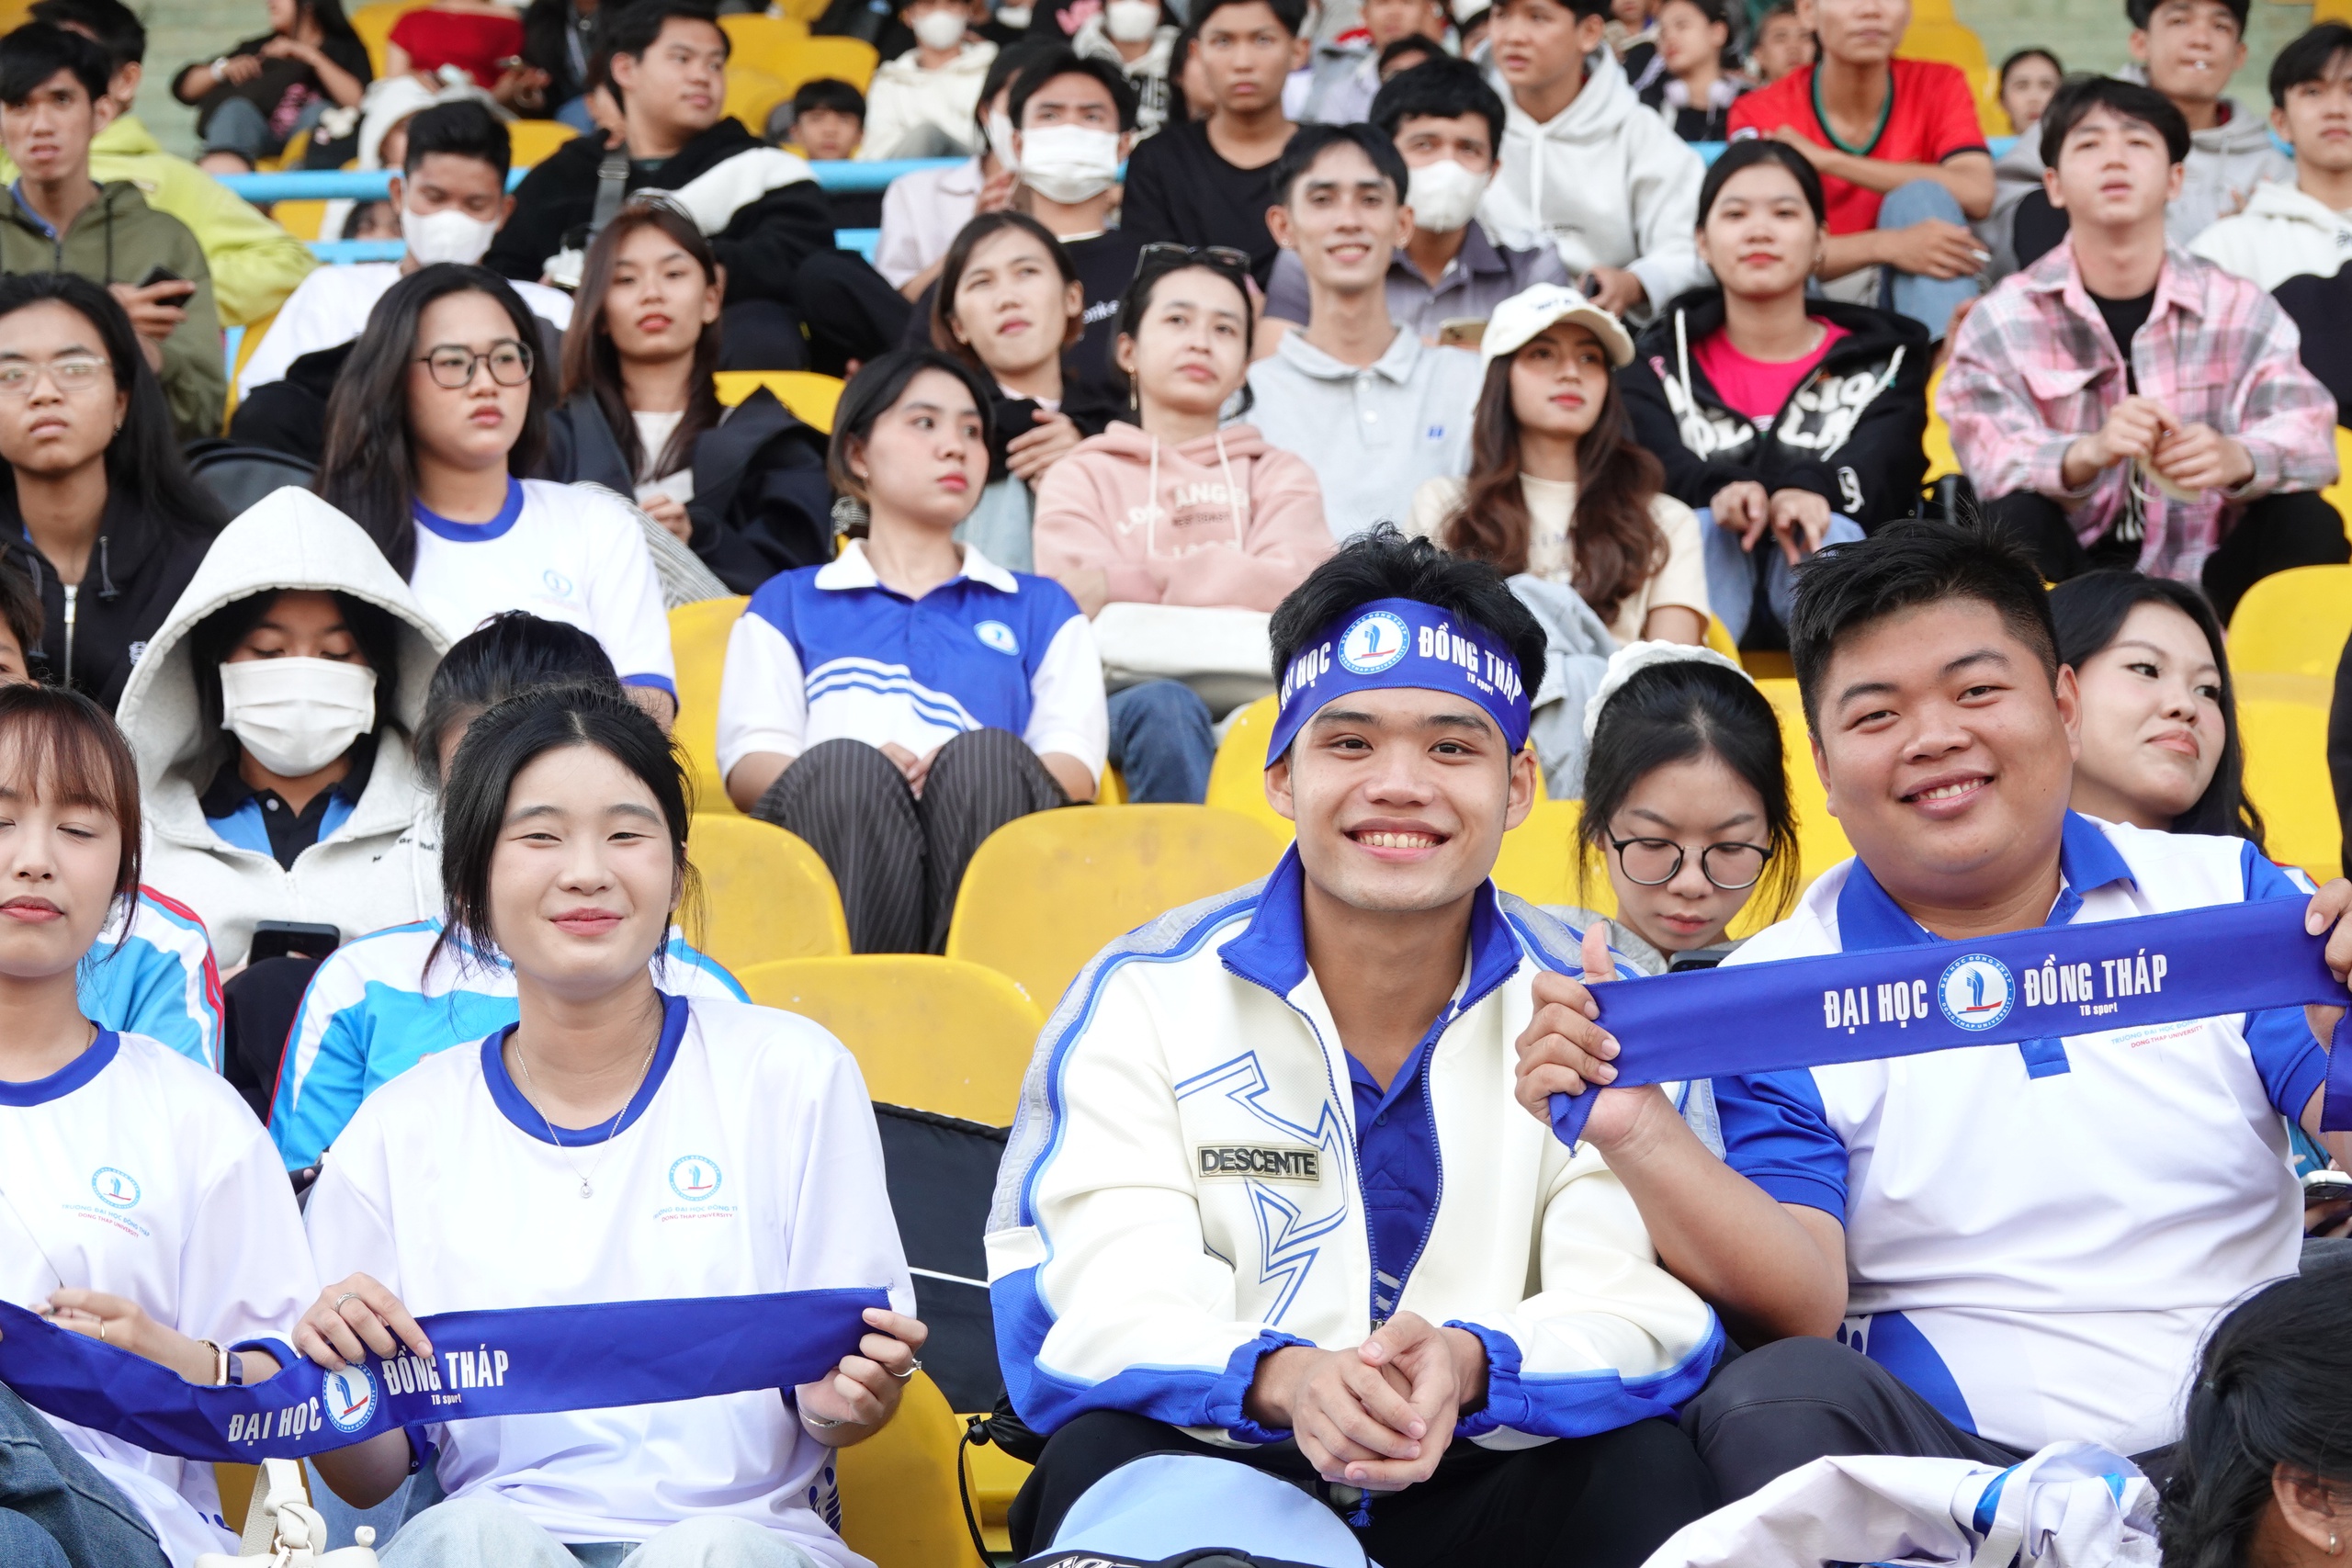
[1264,56,1567,342]
[860,0,1001,158]
[234,100,571,400]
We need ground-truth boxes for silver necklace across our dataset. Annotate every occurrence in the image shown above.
[510,1032,658,1199]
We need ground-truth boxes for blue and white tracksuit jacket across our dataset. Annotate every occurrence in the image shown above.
[84,887,222,1071]
[986,848,1723,1450]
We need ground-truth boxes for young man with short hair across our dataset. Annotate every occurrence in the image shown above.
[1726,0,1993,338]
[1265,56,1569,336]
[859,0,998,159]
[0,21,219,441]
[1476,0,1707,320]
[2188,21,2352,289]
[990,526,1720,1564]
[1119,0,1306,283]
[1301,0,1447,125]
[1941,77,2340,616]
[1248,124,1484,542]
[1515,518,2352,1498]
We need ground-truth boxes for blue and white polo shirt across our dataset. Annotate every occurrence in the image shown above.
[714,539,1106,781]
[1713,813,2319,1454]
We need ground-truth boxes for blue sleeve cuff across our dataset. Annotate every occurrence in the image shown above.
[1747,1171,1849,1221]
[1204,1330,1319,1445]
[1445,1314,1725,1440]
[1447,1321,1520,1439]
[621,673,677,697]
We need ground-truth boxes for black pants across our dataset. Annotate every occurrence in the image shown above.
[1011,1407,1718,1567]
[1981,488,2347,620]
[220,954,325,1120]
[792,250,913,376]
[715,299,809,372]
[752,729,1067,953]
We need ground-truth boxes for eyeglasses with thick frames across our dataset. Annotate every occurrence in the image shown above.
[416,341,534,389]
[1609,835,1771,891]
[0,355,109,397]
[1134,243,1253,278]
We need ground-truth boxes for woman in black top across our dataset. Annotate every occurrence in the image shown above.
[171,0,370,173]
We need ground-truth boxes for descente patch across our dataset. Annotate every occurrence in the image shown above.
[1195,1144,1321,1183]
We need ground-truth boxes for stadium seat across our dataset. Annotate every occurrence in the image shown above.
[770,36,883,94]
[720,11,812,76]
[1492,796,1591,908]
[965,1440,1028,1556]
[944,805,1288,1009]
[504,118,579,168]
[271,198,327,241]
[714,370,844,431]
[670,595,747,813]
[1704,615,1739,660]
[688,813,852,972]
[1923,364,1959,482]
[724,66,792,138]
[2239,684,2340,884]
[836,1370,985,1568]
[221,310,276,428]
[2227,564,2352,680]
[1756,677,1855,886]
[348,0,430,74]
[738,954,1040,1123]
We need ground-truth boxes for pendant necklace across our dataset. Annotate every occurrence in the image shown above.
[511,1031,658,1199]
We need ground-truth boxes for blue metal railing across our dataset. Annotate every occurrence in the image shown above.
[217,156,955,203]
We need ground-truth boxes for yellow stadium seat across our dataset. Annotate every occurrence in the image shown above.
[964,1438,1029,1556]
[2240,691,2341,885]
[1704,615,1739,660]
[1098,764,1126,804]
[725,65,792,135]
[505,118,579,168]
[2227,564,2352,680]
[271,198,327,240]
[670,595,748,813]
[1492,797,1596,908]
[715,370,844,431]
[739,954,1040,1123]
[837,1371,985,1568]
[771,36,883,94]
[349,0,431,75]
[688,813,852,972]
[2322,426,2352,542]
[222,310,276,428]
[1923,364,1959,482]
[945,805,1287,1010]
[721,12,812,76]
[1756,678,1855,887]
[775,0,836,26]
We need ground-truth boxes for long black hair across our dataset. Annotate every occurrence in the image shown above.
[318,264,555,579]
[0,273,224,538]
[1577,658,1796,920]
[825,348,996,537]
[2049,570,2263,845]
[1698,136,1827,228]
[416,611,617,789]
[2162,1260,2352,1568]
[560,199,724,487]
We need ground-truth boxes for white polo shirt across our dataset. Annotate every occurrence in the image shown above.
[1713,814,2320,1455]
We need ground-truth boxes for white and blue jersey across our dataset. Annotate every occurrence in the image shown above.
[1713,814,2318,1454]
[714,538,1106,782]
[268,920,745,1171]
[81,888,222,1072]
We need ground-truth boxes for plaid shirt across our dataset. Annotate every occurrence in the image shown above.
[1939,242,2338,582]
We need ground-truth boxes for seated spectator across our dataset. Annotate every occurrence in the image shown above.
[1378,30,1443,81]
[1725,0,1993,339]
[268,611,744,1174]
[781,77,880,228]
[1035,245,1330,802]
[1250,125,1484,538]
[1640,0,1749,141]
[298,681,926,1566]
[0,23,220,441]
[1619,141,1928,648]
[1745,0,1813,84]
[1941,78,2341,619]
[0,274,220,711]
[319,265,679,719]
[548,200,832,592]
[1265,58,1571,338]
[1549,641,1794,974]
[168,0,368,173]
[1996,45,2062,134]
[718,349,1105,953]
[112,486,447,973]
[383,0,526,99]
[2191,23,2352,290]
[486,0,838,373]
[989,525,1720,1564]
[861,0,999,157]
[1120,0,1305,285]
[0,682,314,1568]
[517,0,598,130]
[1477,0,1709,320]
[1071,0,1179,139]
[1301,0,1445,124]
[1408,284,1709,643]
[2052,569,2262,841]
[875,41,1040,299]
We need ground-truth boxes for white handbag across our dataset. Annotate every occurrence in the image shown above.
[194,1458,381,1568]
[1089,603,1275,717]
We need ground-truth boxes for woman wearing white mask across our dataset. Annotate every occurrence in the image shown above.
[1069,0,1179,138]
[112,487,449,971]
[858,0,1000,160]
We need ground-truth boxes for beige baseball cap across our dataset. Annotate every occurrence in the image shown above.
[1478,283,1636,373]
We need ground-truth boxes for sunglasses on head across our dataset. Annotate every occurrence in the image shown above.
[1133,243,1254,284]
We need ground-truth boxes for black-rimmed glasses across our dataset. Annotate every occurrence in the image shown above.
[416,340,534,389]
[1134,242,1253,279]
[1609,835,1771,891]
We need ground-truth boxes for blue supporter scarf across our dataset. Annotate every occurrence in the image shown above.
[0,1287,888,1463]
[1265,597,1532,764]
[1549,897,2352,1147]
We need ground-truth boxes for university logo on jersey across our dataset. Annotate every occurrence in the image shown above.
[1938,954,2016,1032]
[543,570,576,597]
[975,621,1020,656]
[668,1155,724,1201]
[322,1364,379,1434]
[90,1168,141,1210]
[1338,610,1409,675]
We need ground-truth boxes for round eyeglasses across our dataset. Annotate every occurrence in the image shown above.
[1609,835,1771,891]
[415,341,534,389]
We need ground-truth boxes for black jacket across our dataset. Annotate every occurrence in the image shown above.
[3,494,213,712]
[985,373,1123,481]
[544,387,832,592]
[484,119,836,310]
[1618,292,1932,530]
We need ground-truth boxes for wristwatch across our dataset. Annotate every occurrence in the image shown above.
[209,56,230,77]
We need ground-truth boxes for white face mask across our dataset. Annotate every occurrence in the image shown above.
[984,107,1019,169]
[1104,0,1160,41]
[1407,157,1490,234]
[911,7,970,50]
[996,3,1033,24]
[401,204,500,267]
[1018,124,1122,204]
[219,657,379,779]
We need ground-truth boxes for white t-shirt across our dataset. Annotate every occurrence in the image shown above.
[0,1033,318,1568]
[236,262,575,398]
[408,478,677,697]
[630,411,695,508]
[303,992,914,1559]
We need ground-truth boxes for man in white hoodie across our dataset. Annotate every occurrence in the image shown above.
[1474,0,1707,319]
[857,0,1000,158]
[2190,22,2352,290]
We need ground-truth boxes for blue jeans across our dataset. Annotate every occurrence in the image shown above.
[0,1383,168,1568]
[384,1491,825,1567]
[1697,506,1865,646]
[1875,178,1984,339]
[203,92,329,160]
[554,95,597,133]
[1106,681,1216,804]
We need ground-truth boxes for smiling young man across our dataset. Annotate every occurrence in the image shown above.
[1513,519,2352,1500]
[988,526,1721,1564]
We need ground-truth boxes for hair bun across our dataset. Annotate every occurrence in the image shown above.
[1583,639,1752,741]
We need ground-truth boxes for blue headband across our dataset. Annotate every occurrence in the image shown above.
[1265,597,1532,766]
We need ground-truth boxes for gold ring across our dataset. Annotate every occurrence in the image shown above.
[96,1319,107,1344]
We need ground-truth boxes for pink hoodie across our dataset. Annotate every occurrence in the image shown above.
[1032,421,1334,612]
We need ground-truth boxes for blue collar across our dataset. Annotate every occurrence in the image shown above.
[0,1032,119,1107]
[479,992,688,1145]
[8,181,55,239]
[1221,842,1524,1008]
[1836,812,2137,953]
[413,478,526,543]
